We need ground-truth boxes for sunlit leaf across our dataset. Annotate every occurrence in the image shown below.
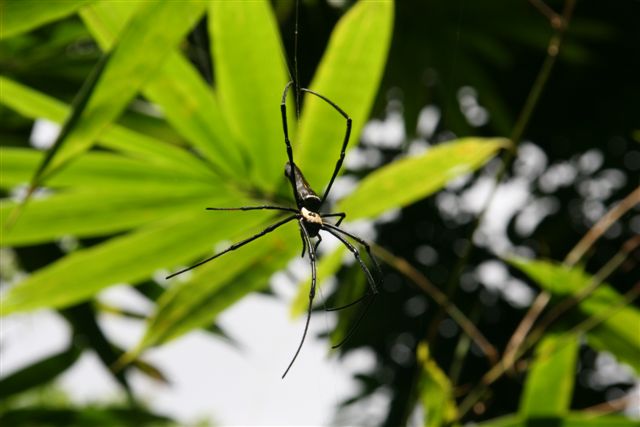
[37,1,206,178]
[209,0,290,190]
[1,208,267,315]
[0,0,92,40]
[80,2,246,177]
[134,224,298,353]
[509,257,640,374]
[0,187,227,246]
[520,333,579,416]
[0,76,214,178]
[0,148,212,192]
[296,0,394,191]
[479,414,639,427]
[339,138,509,220]
[417,342,458,427]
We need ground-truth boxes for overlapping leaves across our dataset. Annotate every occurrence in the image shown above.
[1,0,505,362]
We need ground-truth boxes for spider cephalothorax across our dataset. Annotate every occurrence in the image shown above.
[167,82,381,378]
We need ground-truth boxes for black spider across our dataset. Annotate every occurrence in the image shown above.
[167,82,381,378]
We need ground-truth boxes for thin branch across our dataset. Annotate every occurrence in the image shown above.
[372,244,499,365]
[566,186,640,265]
[503,187,640,370]
[458,244,638,419]
[528,0,563,29]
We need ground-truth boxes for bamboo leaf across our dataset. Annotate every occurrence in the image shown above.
[35,1,206,179]
[296,0,394,191]
[520,333,579,416]
[479,414,639,427]
[0,148,212,192]
[338,138,509,220]
[0,0,92,39]
[0,187,229,246]
[135,225,298,353]
[0,76,215,178]
[1,208,268,315]
[0,345,82,399]
[509,258,640,374]
[417,342,458,427]
[209,0,290,190]
[79,2,246,176]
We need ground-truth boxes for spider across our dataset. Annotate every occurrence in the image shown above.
[167,82,381,378]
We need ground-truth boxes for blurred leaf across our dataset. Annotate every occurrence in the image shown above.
[520,333,579,416]
[338,138,509,220]
[62,303,132,394]
[0,187,224,246]
[290,245,347,317]
[1,208,266,314]
[209,0,290,190]
[35,1,206,179]
[0,0,92,40]
[509,258,640,374]
[0,345,82,400]
[80,2,246,176]
[296,0,394,191]
[416,342,458,427]
[0,76,214,177]
[132,224,298,354]
[0,407,173,427]
[479,414,639,427]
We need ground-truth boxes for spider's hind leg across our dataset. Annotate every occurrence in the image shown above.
[321,225,381,348]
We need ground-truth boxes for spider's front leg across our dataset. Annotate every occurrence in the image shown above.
[282,220,318,379]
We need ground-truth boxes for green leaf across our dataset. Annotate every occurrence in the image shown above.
[37,1,206,178]
[520,333,579,416]
[209,0,290,190]
[416,342,458,427]
[79,2,246,177]
[0,407,172,426]
[1,207,268,314]
[339,138,509,220]
[290,245,347,317]
[0,0,92,40]
[0,345,82,399]
[296,0,394,191]
[134,224,298,353]
[479,414,639,427]
[0,187,228,246]
[0,76,214,178]
[509,258,640,374]
[0,148,212,192]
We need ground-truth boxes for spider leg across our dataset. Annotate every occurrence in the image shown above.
[166,214,299,280]
[313,233,322,253]
[281,82,300,205]
[299,229,306,258]
[322,225,379,294]
[332,293,376,349]
[206,206,297,213]
[301,88,352,205]
[282,220,317,379]
[321,212,346,227]
[323,223,382,279]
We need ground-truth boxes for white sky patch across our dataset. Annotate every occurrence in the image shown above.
[29,118,60,150]
[416,105,440,140]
